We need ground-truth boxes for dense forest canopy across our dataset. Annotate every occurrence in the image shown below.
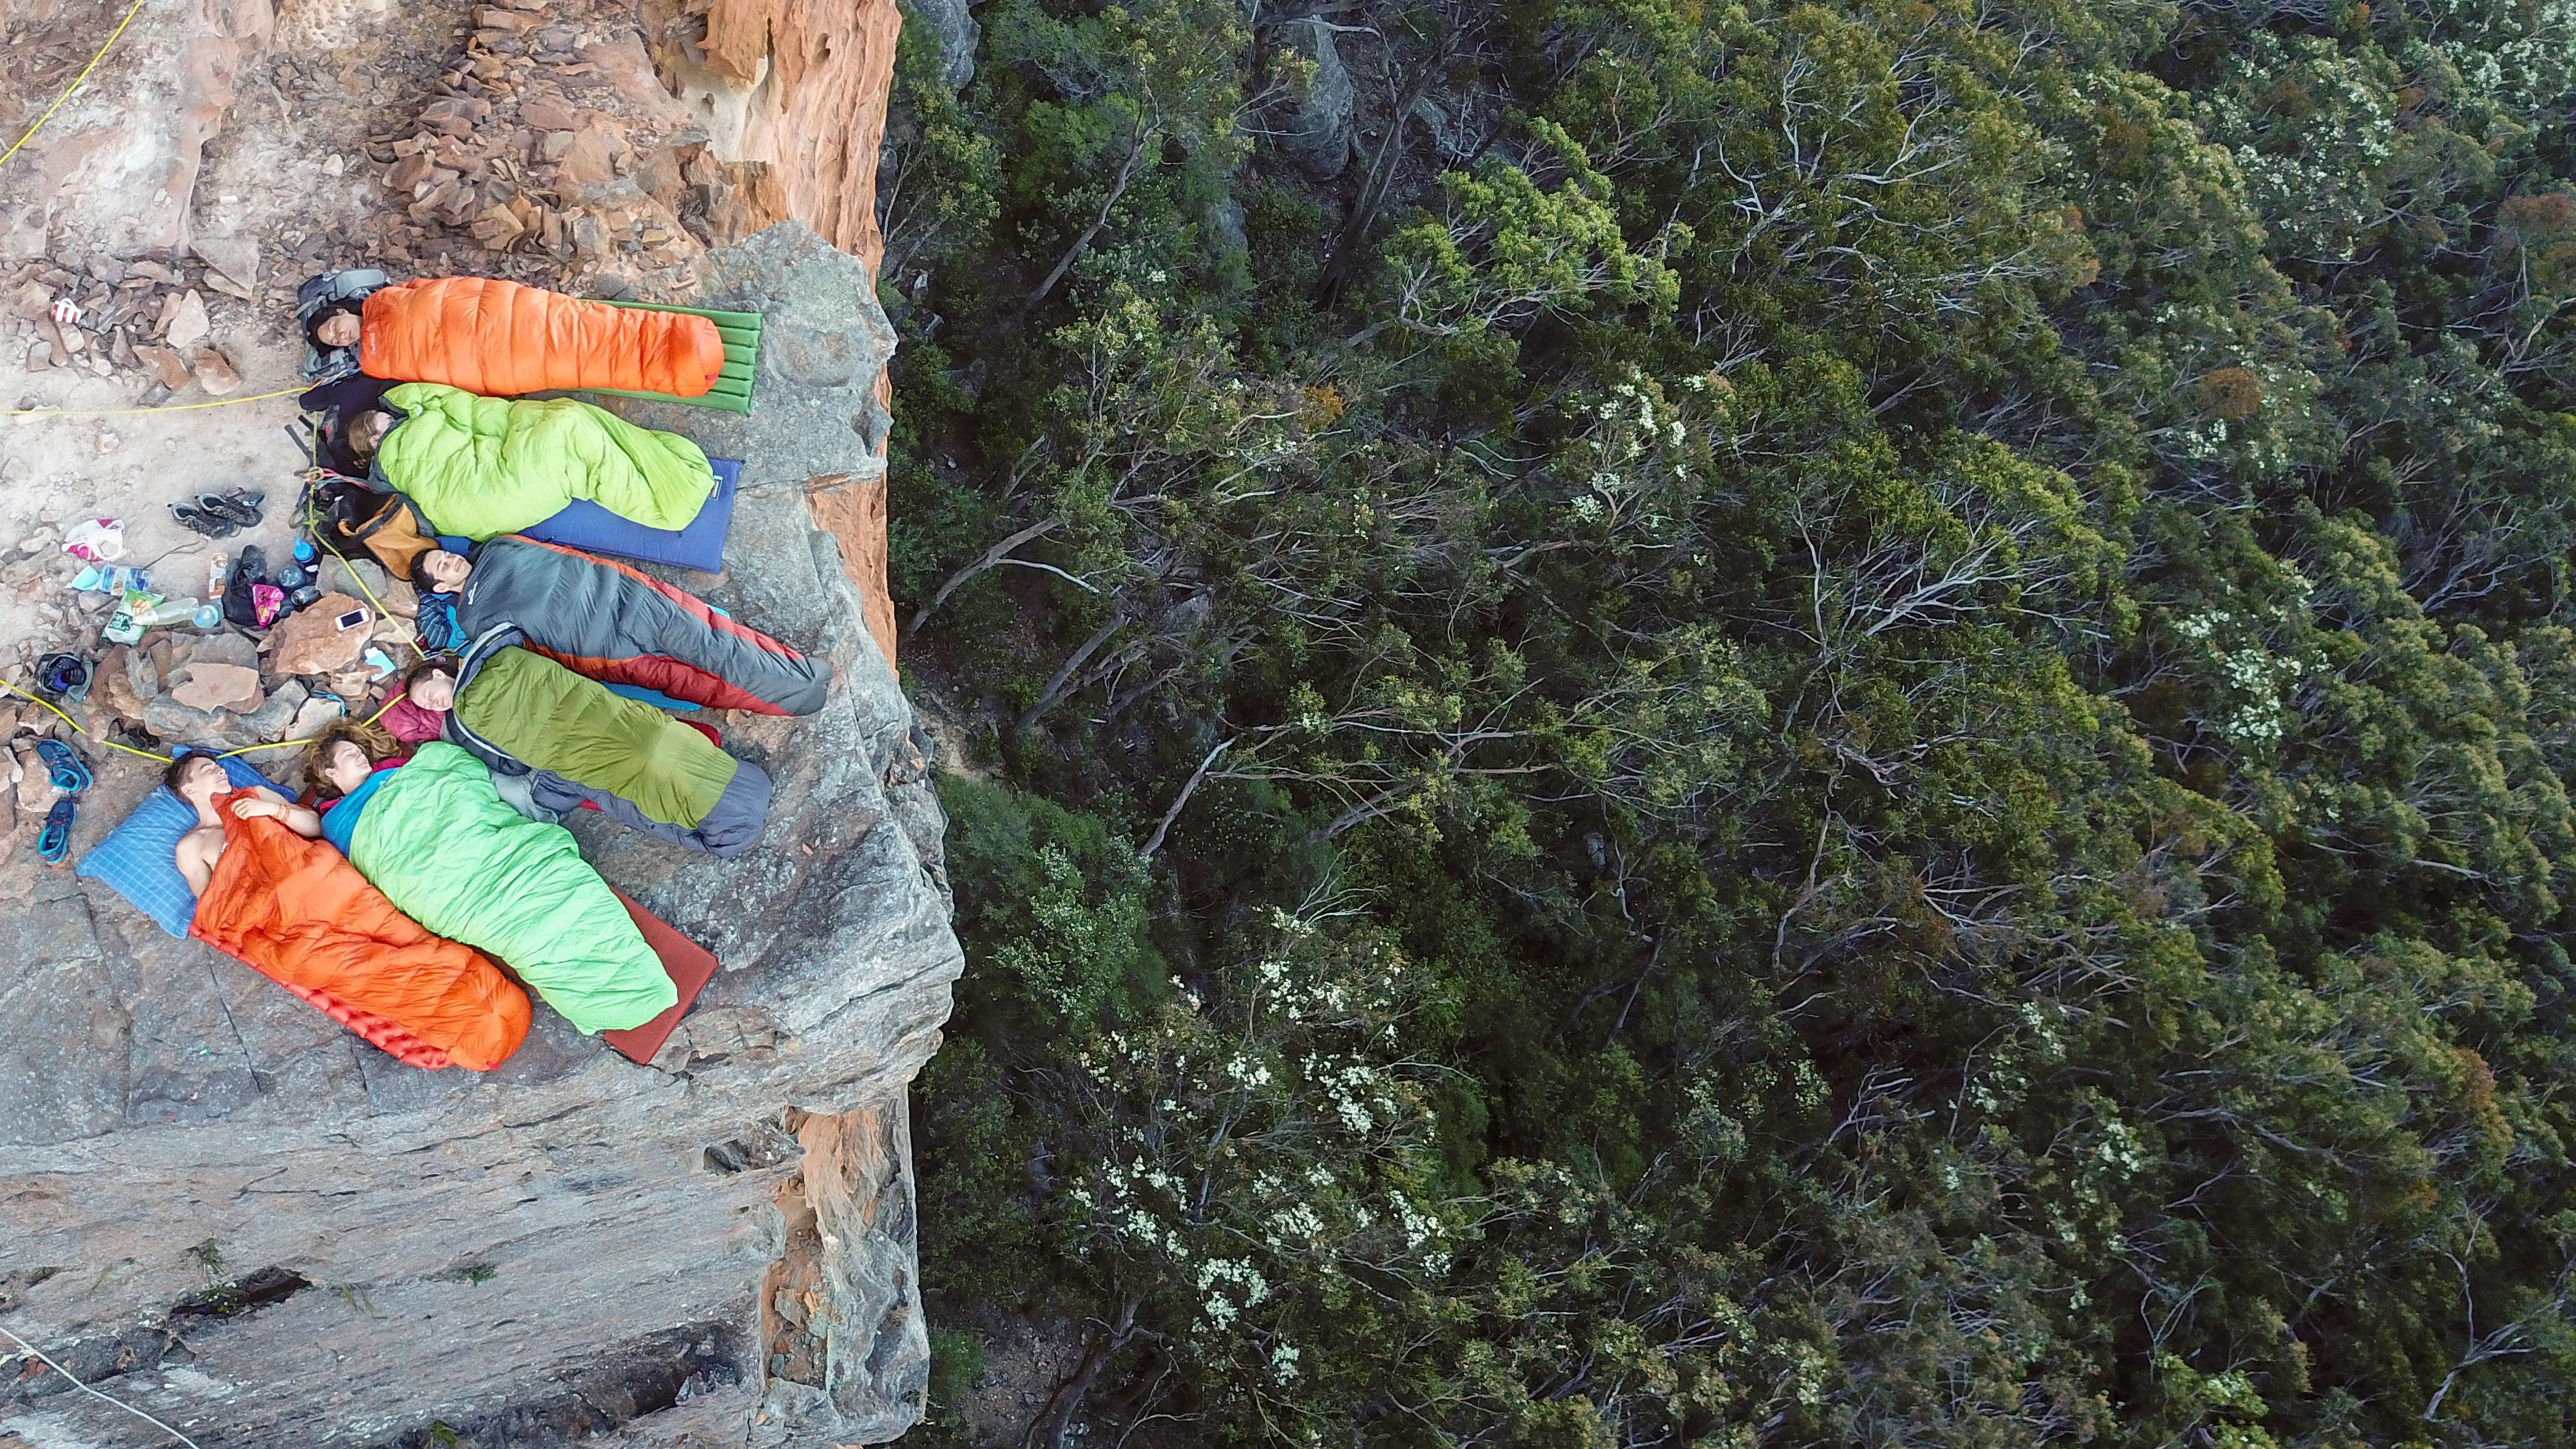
[877,0,2576,1442]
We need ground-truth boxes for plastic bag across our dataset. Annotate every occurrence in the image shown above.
[62,517,126,563]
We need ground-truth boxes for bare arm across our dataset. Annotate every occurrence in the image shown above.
[231,787,324,839]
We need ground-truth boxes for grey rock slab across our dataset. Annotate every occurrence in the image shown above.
[898,0,981,90]
[1281,18,1357,179]
[0,883,128,1146]
[2,224,959,1448]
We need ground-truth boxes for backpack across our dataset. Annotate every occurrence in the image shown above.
[294,268,388,383]
[311,473,441,581]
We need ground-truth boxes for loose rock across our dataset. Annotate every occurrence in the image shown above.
[265,593,370,676]
[134,345,192,391]
[191,349,243,396]
[170,662,264,713]
[163,289,212,351]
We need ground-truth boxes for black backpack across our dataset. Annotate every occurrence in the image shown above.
[294,268,388,383]
[309,473,441,580]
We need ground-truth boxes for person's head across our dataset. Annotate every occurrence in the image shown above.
[314,311,363,349]
[404,659,458,713]
[305,721,398,800]
[164,753,225,808]
[412,547,471,593]
[345,409,395,458]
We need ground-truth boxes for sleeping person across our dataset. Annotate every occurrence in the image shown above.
[327,741,678,1036]
[304,721,410,856]
[404,643,774,858]
[296,272,724,399]
[349,384,716,540]
[164,751,531,1071]
[169,754,324,892]
[411,538,831,715]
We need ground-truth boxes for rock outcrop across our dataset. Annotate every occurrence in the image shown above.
[1280,18,1357,179]
[0,224,956,1447]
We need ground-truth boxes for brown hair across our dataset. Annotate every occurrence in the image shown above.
[402,658,456,693]
[162,753,219,793]
[303,720,399,800]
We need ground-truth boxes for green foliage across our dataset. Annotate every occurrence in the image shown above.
[888,0,2576,1443]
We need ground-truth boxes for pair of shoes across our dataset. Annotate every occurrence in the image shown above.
[29,740,88,865]
[169,490,265,538]
[172,501,241,538]
[199,490,264,527]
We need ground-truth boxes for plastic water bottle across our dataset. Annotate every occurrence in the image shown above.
[135,595,204,628]
[192,603,221,630]
[293,538,319,566]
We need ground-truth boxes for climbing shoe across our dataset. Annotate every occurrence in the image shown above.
[172,501,241,538]
[198,490,264,528]
[36,653,90,704]
[37,798,76,865]
[33,738,91,795]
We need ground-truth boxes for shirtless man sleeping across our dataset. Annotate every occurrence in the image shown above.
[167,754,325,893]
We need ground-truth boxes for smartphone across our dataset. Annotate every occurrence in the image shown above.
[335,608,370,632]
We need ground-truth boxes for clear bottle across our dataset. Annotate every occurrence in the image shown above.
[135,595,204,628]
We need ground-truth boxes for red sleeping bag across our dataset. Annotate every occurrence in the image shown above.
[360,276,724,398]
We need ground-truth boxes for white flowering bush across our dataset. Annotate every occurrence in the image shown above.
[1042,904,1465,1427]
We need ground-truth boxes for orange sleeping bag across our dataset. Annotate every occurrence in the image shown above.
[359,276,725,398]
[189,791,531,1071]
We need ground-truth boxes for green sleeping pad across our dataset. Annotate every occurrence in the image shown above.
[582,300,761,413]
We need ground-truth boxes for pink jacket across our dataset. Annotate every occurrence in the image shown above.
[379,695,446,746]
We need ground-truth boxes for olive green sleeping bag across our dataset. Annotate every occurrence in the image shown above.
[454,645,737,829]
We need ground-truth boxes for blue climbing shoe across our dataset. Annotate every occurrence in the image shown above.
[37,798,76,865]
[34,738,91,794]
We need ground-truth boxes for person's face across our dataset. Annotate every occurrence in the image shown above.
[321,741,371,796]
[173,756,224,808]
[420,548,471,592]
[409,670,456,712]
[348,411,393,456]
[316,312,362,349]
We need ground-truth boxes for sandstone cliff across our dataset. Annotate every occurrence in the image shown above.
[2,224,953,1448]
[2,0,908,666]
[2,0,953,1442]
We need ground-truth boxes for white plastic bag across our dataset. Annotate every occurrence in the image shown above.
[62,516,126,563]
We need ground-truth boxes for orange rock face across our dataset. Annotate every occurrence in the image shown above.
[651,0,905,665]
[653,0,901,276]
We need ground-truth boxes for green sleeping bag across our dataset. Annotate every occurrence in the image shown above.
[375,382,716,541]
[347,742,676,1033]
[456,646,736,829]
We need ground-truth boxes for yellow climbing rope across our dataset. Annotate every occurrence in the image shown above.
[0,5,299,423]
[4,668,403,766]
[2,386,303,418]
[1,672,168,761]
[0,0,149,176]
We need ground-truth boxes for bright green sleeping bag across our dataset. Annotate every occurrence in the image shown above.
[375,382,716,541]
[346,742,676,1033]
